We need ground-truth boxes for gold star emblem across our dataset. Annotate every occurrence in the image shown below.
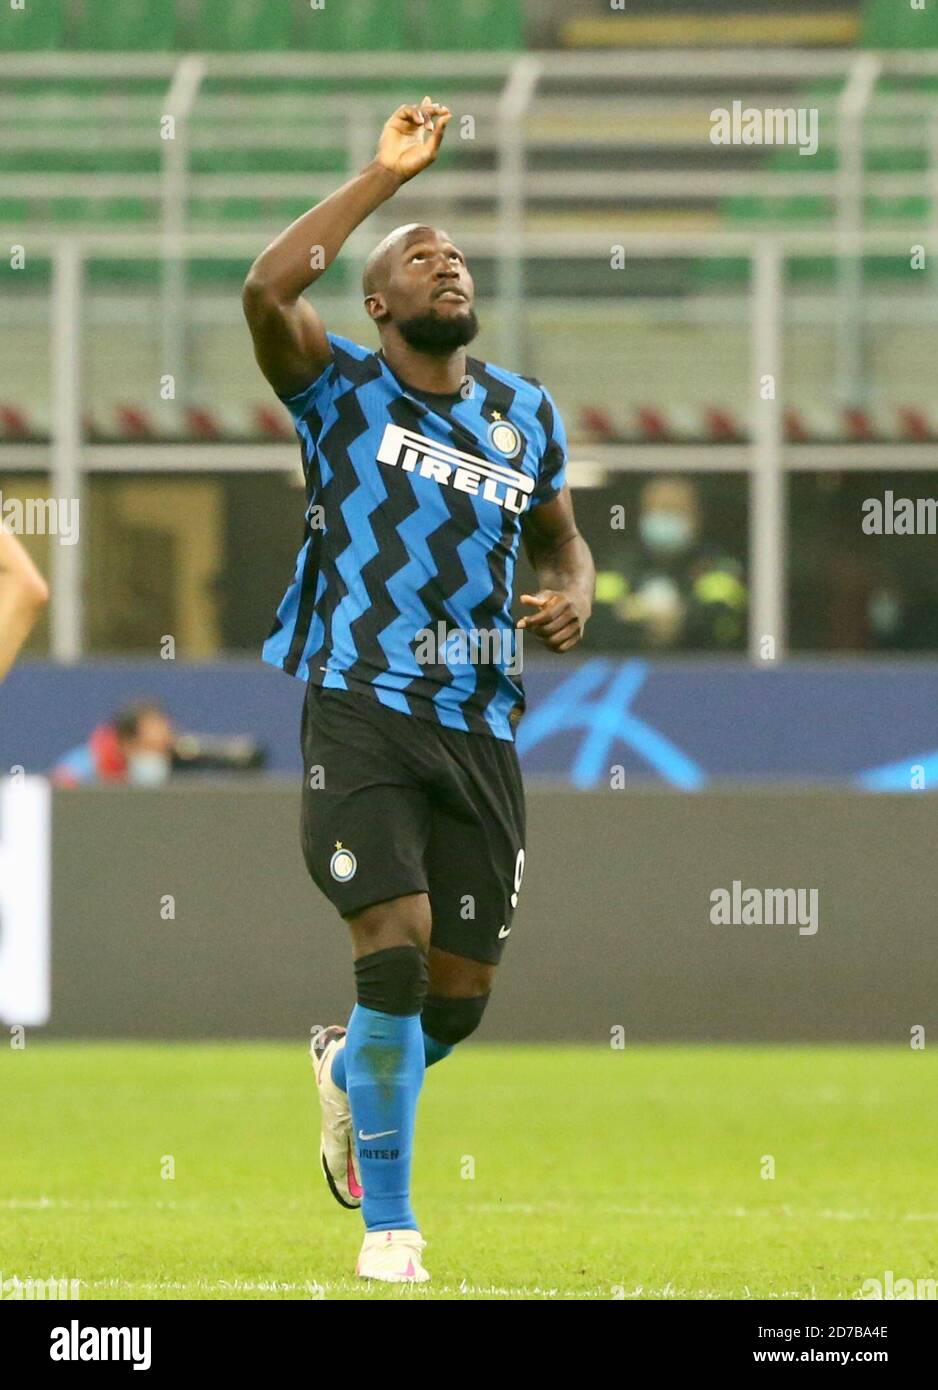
[491,411,503,421]
[335,841,343,850]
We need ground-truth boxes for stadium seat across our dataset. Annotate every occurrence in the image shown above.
[561,2,858,50]
[705,68,938,289]
[866,194,928,224]
[190,195,263,223]
[293,0,405,51]
[0,199,30,224]
[48,197,92,221]
[409,0,523,51]
[192,145,345,176]
[187,0,292,52]
[72,0,177,51]
[862,0,938,48]
[0,0,65,49]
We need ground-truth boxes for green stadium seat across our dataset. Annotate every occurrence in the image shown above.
[270,196,321,223]
[0,0,65,50]
[703,70,936,291]
[867,145,925,175]
[293,0,405,52]
[778,195,831,221]
[188,0,292,52]
[0,150,50,174]
[410,0,522,52]
[192,145,344,176]
[692,255,749,289]
[97,197,151,222]
[87,257,161,287]
[48,197,92,220]
[866,194,928,223]
[862,0,938,49]
[0,199,31,224]
[190,195,263,222]
[73,0,176,51]
[188,256,251,288]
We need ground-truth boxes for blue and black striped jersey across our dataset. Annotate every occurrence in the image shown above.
[263,332,567,740]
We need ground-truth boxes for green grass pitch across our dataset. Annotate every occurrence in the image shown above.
[2,1042,934,1300]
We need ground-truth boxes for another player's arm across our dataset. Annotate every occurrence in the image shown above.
[518,487,595,653]
[0,527,49,682]
[242,98,452,398]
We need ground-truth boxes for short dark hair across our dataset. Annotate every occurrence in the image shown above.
[112,699,168,742]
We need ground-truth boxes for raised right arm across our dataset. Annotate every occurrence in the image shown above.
[242,99,451,399]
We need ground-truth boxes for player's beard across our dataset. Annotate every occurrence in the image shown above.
[396,305,479,352]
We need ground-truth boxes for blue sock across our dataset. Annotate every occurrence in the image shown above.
[344,1003,425,1232]
[332,1028,452,1090]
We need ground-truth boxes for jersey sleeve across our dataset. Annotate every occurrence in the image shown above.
[530,385,568,508]
[276,333,370,423]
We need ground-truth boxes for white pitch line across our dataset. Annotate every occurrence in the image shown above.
[8,1197,938,1223]
[0,1198,181,1210]
[78,1278,716,1299]
[72,1280,850,1300]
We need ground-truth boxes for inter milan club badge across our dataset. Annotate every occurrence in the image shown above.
[487,416,523,459]
[330,842,357,882]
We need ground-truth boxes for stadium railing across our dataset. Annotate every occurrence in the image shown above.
[4,226,933,667]
[3,51,938,665]
[3,47,938,393]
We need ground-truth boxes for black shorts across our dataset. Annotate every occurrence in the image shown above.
[299,685,526,965]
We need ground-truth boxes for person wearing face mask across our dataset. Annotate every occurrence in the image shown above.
[52,700,175,787]
[589,476,747,651]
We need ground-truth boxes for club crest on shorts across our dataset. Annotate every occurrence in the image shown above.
[487,417,523,459]
[330,842,357,882]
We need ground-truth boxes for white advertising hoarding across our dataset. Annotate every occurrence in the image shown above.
[0,777,52,1026]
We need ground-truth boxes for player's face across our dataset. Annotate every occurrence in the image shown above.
[387,230,475,325]
[131,712,175,756]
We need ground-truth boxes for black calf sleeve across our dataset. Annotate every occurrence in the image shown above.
[354,945,428,1016]
[421,992,490,1047]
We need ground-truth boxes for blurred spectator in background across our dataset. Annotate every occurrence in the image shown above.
[52,698,267,784]
[0,525,48,682]
[789,475,938,652]
[52,699,176,787]
[589,476,747,651]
